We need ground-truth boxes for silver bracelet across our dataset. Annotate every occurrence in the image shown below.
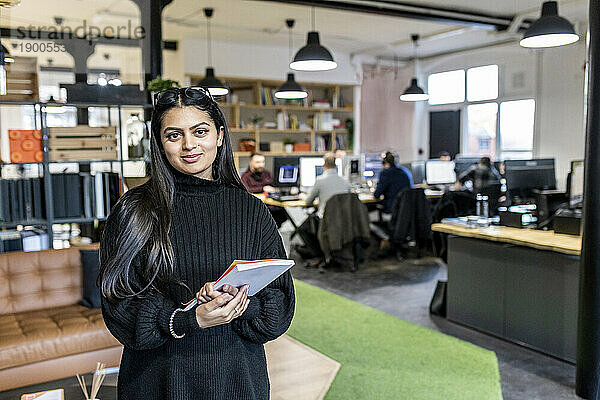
[169,308,186,339]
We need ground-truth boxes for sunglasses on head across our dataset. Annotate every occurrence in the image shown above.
[153,86,216,106]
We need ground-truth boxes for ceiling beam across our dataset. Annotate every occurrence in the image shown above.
[253,0,533,31]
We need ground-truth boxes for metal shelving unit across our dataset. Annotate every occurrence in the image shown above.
[0,100,152,245]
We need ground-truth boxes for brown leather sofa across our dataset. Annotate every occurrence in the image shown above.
[0,246,122,391]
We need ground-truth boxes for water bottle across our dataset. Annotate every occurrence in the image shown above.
[482,195,489,218]
[476,194,483,217]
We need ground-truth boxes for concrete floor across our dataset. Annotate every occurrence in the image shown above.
[285,227,579,400]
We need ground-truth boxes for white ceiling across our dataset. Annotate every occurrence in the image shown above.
[0,0,590,62]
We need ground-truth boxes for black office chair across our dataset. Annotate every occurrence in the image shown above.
[390,188,432,259]
[307,193,371,273]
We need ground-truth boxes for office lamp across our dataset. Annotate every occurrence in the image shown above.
[520,1,579,48]
[197,8,229,96]
[400,34,429,102]
[290,7,337,71]
[275,19,308,100]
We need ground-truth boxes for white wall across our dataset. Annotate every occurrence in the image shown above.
[183,38,359,85]
[535,40,587,190]
[417,40,586,190]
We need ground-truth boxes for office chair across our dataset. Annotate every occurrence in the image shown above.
[307,193,371,273]
[390,188,432,259]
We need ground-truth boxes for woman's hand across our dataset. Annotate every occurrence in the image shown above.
[195,285,250,329]
[196,282,243,304]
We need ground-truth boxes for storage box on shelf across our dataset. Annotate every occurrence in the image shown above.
[5,57,39,102]
[187,76,355,166]
[48,126,118,161]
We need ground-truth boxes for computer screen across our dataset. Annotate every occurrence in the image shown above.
[300,157,343,187]
[273,156,300,187]
[411,161,426,185]
[278,165,298,184]
[350,159,360,175]
[570,160,584,208]
[363,153,383,179]
[425,160,456,185]
[504,159,556,198]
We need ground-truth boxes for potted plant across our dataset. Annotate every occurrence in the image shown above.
[147,76,180,100]
[283,138,294,153]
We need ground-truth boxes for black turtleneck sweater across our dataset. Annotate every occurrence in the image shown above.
[100,170,295,400]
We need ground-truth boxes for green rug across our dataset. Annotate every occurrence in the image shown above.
[286,280,503,400]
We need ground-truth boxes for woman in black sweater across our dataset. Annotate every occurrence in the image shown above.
[98,87,295,400]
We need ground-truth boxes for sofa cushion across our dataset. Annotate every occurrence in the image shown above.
[0,304,120,370]
[80,249,101,308]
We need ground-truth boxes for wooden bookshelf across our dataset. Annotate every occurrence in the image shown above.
[189,75,355,162]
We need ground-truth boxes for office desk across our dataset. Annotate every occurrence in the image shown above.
[254,193,380,239]
[432,222,581,362]
[253,193,380,208]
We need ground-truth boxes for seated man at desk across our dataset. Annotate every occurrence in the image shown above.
[241,152,287,227]
[303,153,351,218]
[456,156,501,194]
[374,152,413,215]
[241,152,276,193]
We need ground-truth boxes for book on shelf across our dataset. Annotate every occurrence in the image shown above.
[0,178,45,223]
[312,100,331,108]
[314,135,332,152]
[0,230,22,253]
[312,112,335,130]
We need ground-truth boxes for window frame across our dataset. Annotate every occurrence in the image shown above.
[427,64,536,159]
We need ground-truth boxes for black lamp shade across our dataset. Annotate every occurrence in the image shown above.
[275,73,307,99]
[198,67,229,96]
[520,1,579,48]
[290,31,337,71]
[400,78,429,102]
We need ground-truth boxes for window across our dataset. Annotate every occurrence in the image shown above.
[428,70,465,105]
[467,103,498,159]
[428,64,536,159]
[467,65,498,102]
[500,99,535,158]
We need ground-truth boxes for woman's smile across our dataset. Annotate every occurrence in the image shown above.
[181,153,203,163]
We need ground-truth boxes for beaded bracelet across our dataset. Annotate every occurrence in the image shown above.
[169,308,186,339]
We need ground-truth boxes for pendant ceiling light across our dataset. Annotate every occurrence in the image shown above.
[198,8,228,96]
[520,1,579,48]
[400,34,429,102]
[290,7,337,71]
[275,19,307,100]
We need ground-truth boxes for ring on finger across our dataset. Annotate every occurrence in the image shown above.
[234,307,240,314]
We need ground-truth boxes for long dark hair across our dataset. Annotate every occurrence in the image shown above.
[99,88,245,301]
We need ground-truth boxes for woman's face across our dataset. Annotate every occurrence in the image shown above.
[160,106,224,179]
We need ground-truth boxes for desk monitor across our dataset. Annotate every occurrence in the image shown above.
[342,155,361,178]
[273,156,300,187]
[363,153,383,179]
[425,160,456,185]
[350,159,360,175]
[411,161,426,185]
[569,160,584,208]
[300,156,342,188]
[504,158,556,199]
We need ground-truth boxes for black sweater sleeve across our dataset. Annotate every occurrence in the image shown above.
[100,208,201,351]
[231,204,296,344]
